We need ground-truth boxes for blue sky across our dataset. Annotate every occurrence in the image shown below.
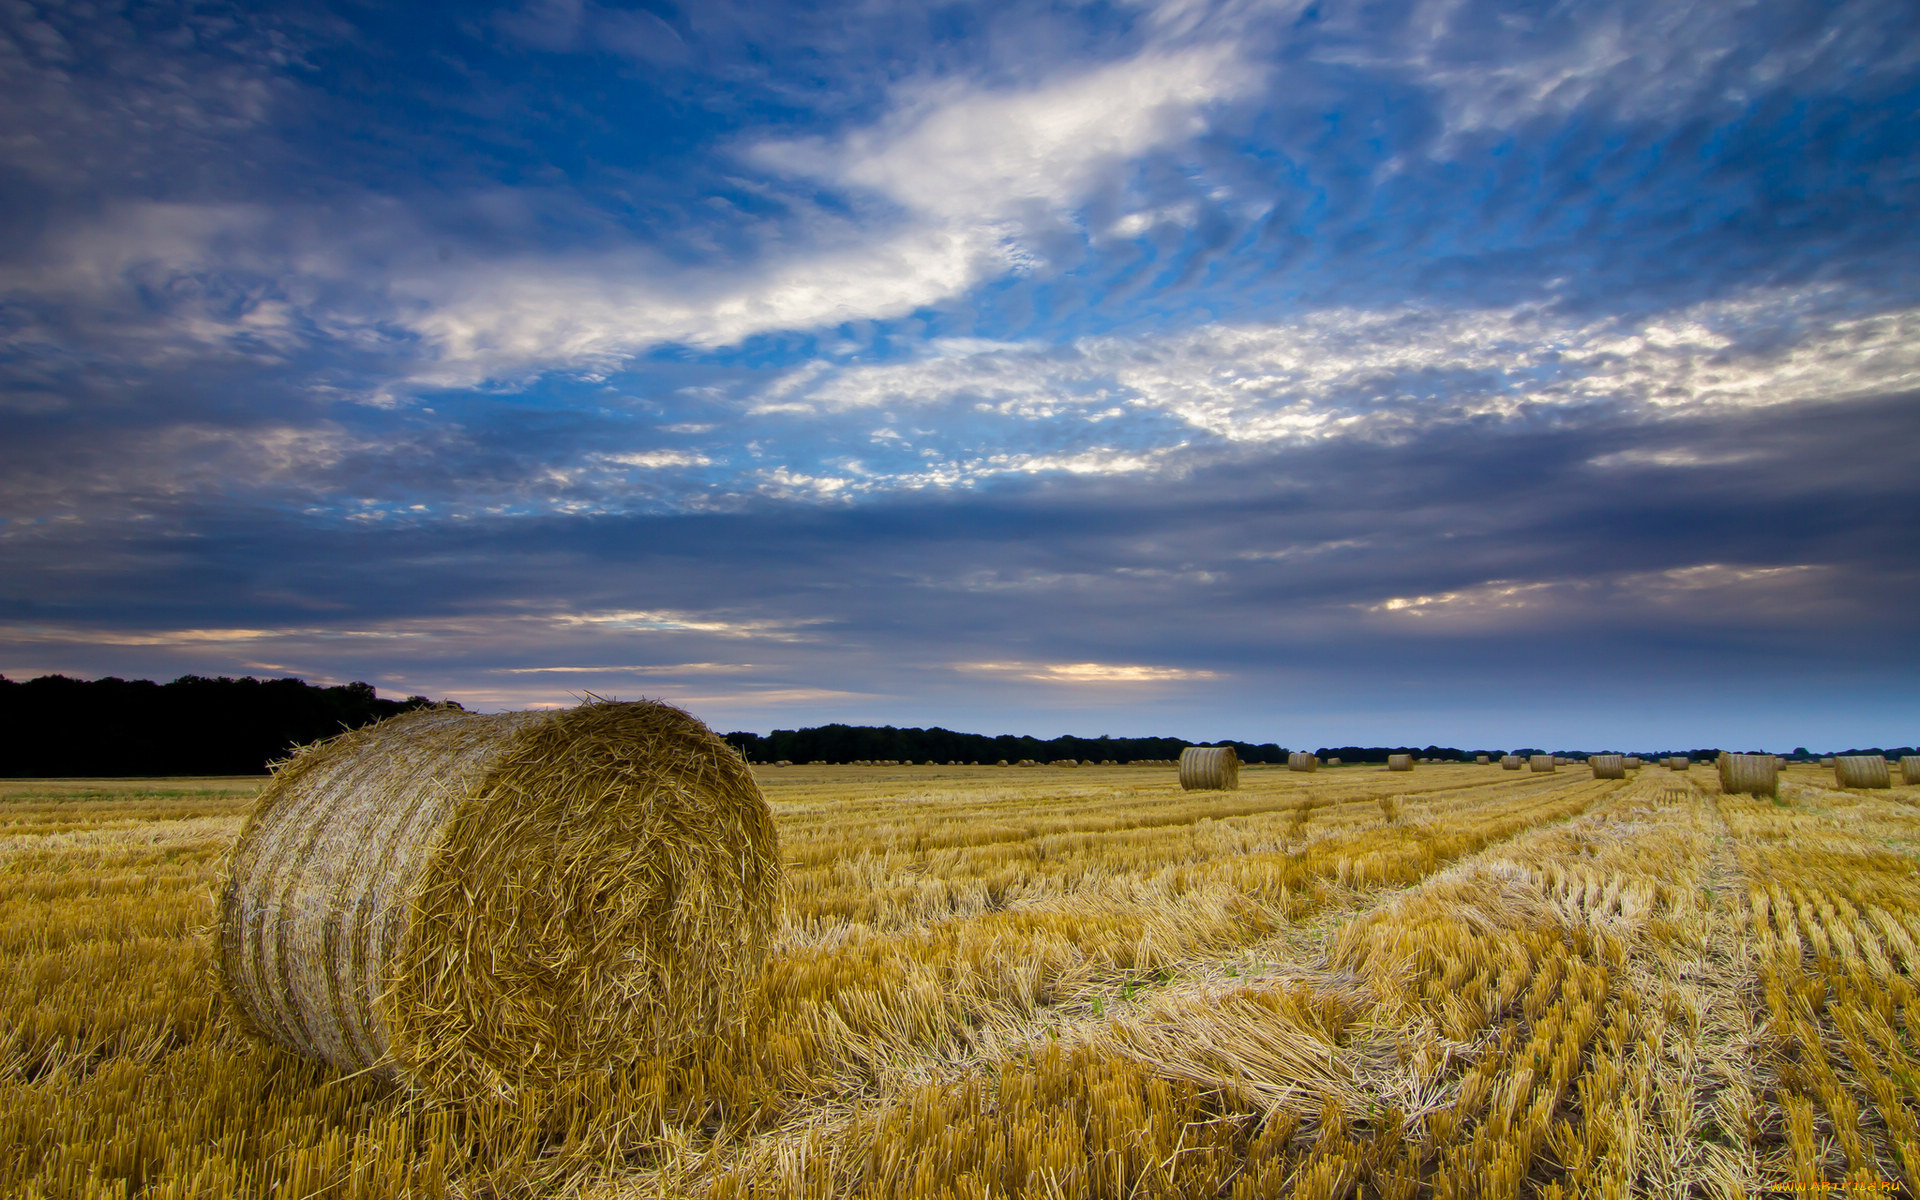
[3,0,1917,749]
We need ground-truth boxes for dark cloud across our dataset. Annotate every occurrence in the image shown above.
[5,388,1915,743]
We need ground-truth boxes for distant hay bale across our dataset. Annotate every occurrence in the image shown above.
[1179,746,1240,791]
[1052,759,1080,768]
[774,760,792,767]
[996,759,1009,767]
[1530,755,1555,773]
[1325,757,1341,766]
[1501,755,1523,770]
[1287,751,1318,773]
[1667,757,1690,770]
[216,701,780,1106]
[1555,757,1571,766]
[1590,754,1626,779]
[1820,756,1835,767]
[1623,757,1641,769]
[1835,755,1891,789]
[1718,752,1778,798]
[1475,754,1490,764]
[1387,754,1413,772]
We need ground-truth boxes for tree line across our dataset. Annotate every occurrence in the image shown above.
[720,724,1288,765]
[0,674,449,777]
[2,673,1905,776]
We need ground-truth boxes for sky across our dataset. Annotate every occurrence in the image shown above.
[2,0,1918,751]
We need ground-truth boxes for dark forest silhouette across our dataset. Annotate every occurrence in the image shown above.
[0,674,448,777]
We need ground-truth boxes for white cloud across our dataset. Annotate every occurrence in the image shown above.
[1360,562,1840,630]
[1585,448,1761,470]
[495,662,754,674]
[552,608,820,640]
[955,660,1221,684]
[596,449,715,469]
[1317,0,1920,146]
[755,45,1250,223]
[745,288,1920,456]
[392,44,1254,384]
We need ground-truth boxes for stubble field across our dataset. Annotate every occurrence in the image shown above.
[4,760,1919,1198]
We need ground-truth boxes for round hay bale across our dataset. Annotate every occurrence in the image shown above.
[1287,751,1318,773]
[1178,746,1239,791]
[1623,757,1641,769]
[1475,754,1490,764]
[1529,754,1555,773]
[1820,756,1835,767]
[1500,755,1523,770]
[1387,754,1413,772]
[1667,757,1690,770]
[1718,752,1778,797]
[1325,757,1341,766]
[1590,754,1626,780]
[1902,756,1920,786]
[1835,755,1891,789]
[216,700,779,1105]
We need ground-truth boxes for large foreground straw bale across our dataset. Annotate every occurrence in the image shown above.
[1718,752,1779,797]
[1529,754,1555,773]
[1835,755,1892,789]
[1287,751,1318,772]
[1903,755,1920,785]
[216,700,780,1105]
[1178,746,1239,791]
[1590,754,1626,779]
[1500,755,1523,770]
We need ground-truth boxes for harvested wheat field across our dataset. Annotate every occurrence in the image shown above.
[6,760,1920,1199]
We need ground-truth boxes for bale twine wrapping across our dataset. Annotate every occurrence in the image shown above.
[1903,756,1920,786]
[1835,755,1891,789]
[1387,754,1414,772]
[1178,746,1240,791]
[216,701,779,1104]
[1501,755,1523,770]
[1287,751,1318,773]
[1718,752,1779,798]
[1590,754,1626,780]
[1529,754,1555,773]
